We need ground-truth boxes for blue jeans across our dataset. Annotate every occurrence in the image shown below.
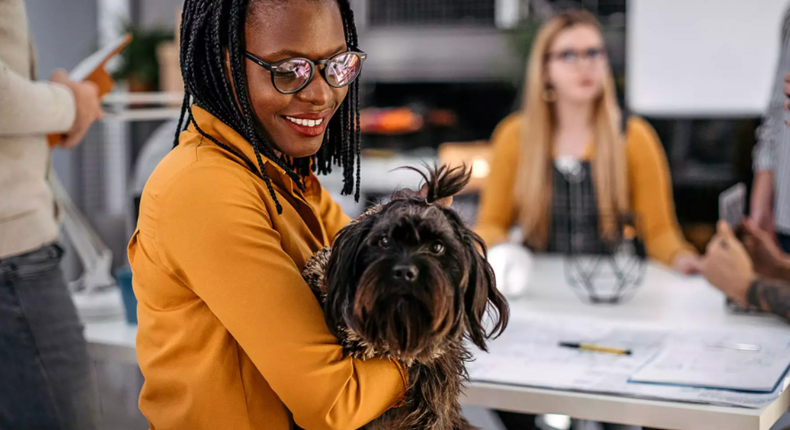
[779,233,790,254]
[0,244,100,430]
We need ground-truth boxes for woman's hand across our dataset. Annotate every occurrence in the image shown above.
[672,252,702,275]
[50,69,103,149]
[740,218,790,279]
[701,221,756,304]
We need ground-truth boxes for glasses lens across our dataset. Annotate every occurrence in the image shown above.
[325,53,362,88]
[273,59,312,93]
[587,48,604,60]
[559,50,579,63]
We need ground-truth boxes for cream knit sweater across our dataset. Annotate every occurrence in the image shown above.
[0,0,77,258]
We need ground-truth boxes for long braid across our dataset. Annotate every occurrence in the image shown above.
[174,92,190,147]
[228,0,306,196]
[177,0,365,214]
[187,104,259,174]
[354,85,361,200]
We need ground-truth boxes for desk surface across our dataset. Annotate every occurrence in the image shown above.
[460,257,790,430]
[84,257,790,430]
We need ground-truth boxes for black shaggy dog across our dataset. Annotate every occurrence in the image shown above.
[303,165,509,430]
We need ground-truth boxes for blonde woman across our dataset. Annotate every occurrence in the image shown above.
[477,9,700,275]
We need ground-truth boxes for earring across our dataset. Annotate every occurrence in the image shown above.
[542,87,557,103]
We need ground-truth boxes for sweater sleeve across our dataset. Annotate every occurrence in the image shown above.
[319,186,351,243]
[475,114,521,246]
[0,58,75,137]
[155,163,405,430]
[626,117,696,266]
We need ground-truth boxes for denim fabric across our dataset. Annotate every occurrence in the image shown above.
[0,243,100,430]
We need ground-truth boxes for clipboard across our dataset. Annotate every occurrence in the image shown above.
[47,34,132,147]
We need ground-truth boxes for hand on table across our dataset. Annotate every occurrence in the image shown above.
[50,69,103,149]
[701,221,755,305]
[673,252,702,275]
[739,218,790,280]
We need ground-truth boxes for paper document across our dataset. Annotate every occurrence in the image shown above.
[468,316,790,408]
[630,342,790,393]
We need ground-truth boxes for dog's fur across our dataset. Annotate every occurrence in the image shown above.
[302,165,509,430]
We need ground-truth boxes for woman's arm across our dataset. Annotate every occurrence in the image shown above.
[749,278,790,321]
[476,114,521,246]
[155,164,405,430]
[626,117,697,268]
[0,60,76,137]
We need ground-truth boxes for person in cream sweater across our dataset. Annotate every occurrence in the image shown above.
[0,0,102,428]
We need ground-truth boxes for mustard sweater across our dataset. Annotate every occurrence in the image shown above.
[129,106,406,430]
[476,114,694,265]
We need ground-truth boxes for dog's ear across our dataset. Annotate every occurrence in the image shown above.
[324,212,377,336]
[401,163,472,204]
[461,229,509,351]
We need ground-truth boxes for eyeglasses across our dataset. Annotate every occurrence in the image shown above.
[244,50,368,94]
[546,48,606,64]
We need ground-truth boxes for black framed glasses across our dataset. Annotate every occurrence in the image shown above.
[244,50,368,94]
[546,48,606,64]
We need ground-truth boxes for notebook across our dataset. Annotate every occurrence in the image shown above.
[629,343,790,393]
[47,34,131,147]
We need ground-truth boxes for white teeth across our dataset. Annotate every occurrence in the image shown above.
[285,116,323,127]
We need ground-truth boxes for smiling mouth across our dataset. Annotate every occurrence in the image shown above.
[281,113,331,137]
[284,116,325,127]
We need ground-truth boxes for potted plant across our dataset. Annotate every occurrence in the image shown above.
[112,25,174,92]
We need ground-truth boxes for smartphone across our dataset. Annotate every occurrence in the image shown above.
[719,183,746,228]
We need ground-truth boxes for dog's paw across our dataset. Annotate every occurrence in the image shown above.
[302,247,332,298]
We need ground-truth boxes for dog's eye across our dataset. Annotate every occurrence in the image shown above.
[378,236,390,248]
[430,242,445,255]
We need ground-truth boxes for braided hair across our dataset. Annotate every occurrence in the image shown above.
[175,0,363,213]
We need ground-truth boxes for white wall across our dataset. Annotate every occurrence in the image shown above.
[627,0,788,117]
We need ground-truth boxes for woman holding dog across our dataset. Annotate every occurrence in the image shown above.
[127,1,412,429]
[477,10,700,275]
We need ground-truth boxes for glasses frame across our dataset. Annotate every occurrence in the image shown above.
[545,48,606,64]
[244,50,368,95]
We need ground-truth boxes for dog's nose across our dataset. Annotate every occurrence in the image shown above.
[392,264,419,282]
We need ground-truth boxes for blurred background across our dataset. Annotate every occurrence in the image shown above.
[27,0,786,428]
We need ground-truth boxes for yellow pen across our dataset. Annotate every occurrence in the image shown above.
[559,342,632,356]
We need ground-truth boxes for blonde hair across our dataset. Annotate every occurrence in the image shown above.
[516,9,628,250]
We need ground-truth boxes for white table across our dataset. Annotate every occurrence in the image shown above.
[84,257,790,430]
[460,257,790,430]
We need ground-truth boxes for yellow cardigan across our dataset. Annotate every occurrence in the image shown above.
[128,106,406,430]
[476,114,694,266]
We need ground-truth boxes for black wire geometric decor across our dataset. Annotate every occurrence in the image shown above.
[553,157,647,304]
[564,212,648,304]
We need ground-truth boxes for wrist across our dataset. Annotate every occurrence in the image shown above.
[746,278,762,309]
[777,257,790,281]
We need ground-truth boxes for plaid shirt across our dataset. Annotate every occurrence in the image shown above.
[753,5,790,234]
[547,161,602,254]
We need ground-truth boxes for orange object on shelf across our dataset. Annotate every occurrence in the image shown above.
[360,107,424,135]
